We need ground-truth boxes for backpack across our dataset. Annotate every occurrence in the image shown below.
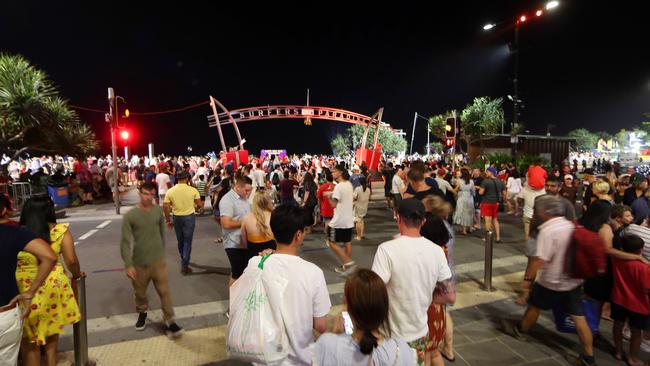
[566,223,607,279]
[271,171,280,186]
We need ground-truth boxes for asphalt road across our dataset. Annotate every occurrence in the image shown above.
[61,188,530,321]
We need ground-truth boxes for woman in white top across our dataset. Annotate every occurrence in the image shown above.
[313,269,415,366]
[390,166,406,220]
[506,169,522,215]
[353,176,372,241]
[192,160,209,183]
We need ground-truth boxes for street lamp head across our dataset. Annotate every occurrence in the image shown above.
[545,1,559,10]
[518,15,527,23]
[536,9,543,17]
[483,23,495,31]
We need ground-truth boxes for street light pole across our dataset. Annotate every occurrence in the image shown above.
[411,112,432,156]
[483,1,560,158]
[427,123,431,156]
[511,22,520,160]
[513,22,520,134]
[410,112,417,155]
[107,87,120,215]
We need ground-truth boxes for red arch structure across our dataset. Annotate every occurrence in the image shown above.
[206,96,392,169]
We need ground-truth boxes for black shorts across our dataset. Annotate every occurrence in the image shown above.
[247,240,277,259]
[326,226,353,244]
[225,248,252,279]
[392,193,402,208]
[529,282,584,316]
[80,183,93,193]
[584,273,613,302]
[611,303,650,331]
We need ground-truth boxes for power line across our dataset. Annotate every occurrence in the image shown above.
[70,100,209,116]
[70,105,105,113]
[131,101,209,116]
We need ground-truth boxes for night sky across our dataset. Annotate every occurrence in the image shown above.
[2,1,649,156]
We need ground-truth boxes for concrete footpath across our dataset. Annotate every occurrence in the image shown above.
[56,269,649,366]
[51,188,648,365]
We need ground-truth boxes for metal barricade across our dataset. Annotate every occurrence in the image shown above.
[483,231,495,291]
[73,276,94,365]
[9,182,32,212]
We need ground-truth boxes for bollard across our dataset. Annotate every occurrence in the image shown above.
[73,276,92,365]
[483,230,495,291]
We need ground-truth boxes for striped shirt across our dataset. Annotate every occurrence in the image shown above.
[195,180,207,197]
[536,216,583,291]
[622,224,650,260]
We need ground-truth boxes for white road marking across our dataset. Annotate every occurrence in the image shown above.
[60,215,123,224]
[76,255,527,334]
[78,229,98,241]
[96,220,112,229]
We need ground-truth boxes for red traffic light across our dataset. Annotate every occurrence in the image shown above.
[519,15,527,23]
[536,9,543,17]
[445,138,455,147]
[120,130,129,140]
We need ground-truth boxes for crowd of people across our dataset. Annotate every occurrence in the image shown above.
[4,149,650,365]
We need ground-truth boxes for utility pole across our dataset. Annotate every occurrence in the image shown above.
[410,112,418,155]
[512,23,520,160]
[452,110,457,171]
[107,87,120,214]
[427,122,431,156]
[304,88,312,126]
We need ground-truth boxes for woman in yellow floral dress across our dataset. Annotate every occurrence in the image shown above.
[17,195,82,366]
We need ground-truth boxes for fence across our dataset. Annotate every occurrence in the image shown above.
[8,182,32,213]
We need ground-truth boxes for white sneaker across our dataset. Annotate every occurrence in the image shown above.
[339,262,357,277]
[622,325,631,341]
[642,339,650,353]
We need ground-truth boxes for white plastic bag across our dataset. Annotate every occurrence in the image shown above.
[0,306,23,365]
[227,254,289,364]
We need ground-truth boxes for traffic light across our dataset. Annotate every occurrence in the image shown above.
[445,117,456,138]
[445,138,454,147]
[120,130,129,141]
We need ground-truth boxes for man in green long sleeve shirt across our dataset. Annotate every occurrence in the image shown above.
[121,182,183,337]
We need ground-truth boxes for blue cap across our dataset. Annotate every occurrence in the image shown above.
[487,167,498,176]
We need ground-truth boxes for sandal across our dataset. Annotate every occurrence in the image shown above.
[213,238,223,244]
[441,351,455,362]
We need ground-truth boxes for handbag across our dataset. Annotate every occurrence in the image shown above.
[432,280,456,305]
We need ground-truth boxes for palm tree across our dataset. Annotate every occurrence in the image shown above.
[0,53,98,159]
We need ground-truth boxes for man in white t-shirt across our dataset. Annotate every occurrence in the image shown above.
[324,163,356,275]
[155,167,172,205]
[239,205,331,365]
[517,185,546,241]
[371,198,454,365]
[509,195,596,366]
